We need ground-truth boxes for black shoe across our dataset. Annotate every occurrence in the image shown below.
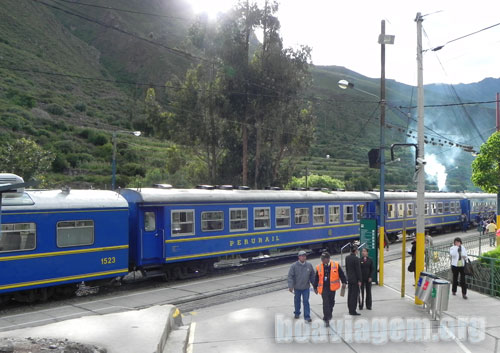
[294,315,300,319]
[463,295,468,299]
[305,318,312,323]
[452,292,456,296]
[350,312,361,316]
[367,307,372,310]
[325,320,330,327]
[359,306,363,310]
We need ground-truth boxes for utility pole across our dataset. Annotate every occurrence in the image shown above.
[496,93,500,228]
[415,12,425,305]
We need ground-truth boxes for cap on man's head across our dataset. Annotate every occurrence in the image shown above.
[298,250,307,256]
[320,252,330,259]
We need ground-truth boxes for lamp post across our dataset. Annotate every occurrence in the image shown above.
[338,19,394,286]
[112,130,141,190]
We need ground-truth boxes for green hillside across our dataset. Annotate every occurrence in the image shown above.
[0,0,496,191]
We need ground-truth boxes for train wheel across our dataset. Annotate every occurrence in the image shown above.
[0,295,10,305]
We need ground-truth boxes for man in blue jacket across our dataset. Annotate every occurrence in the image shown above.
[288,250,315,322]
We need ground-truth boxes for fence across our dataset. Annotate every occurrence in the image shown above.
[426,234,500,297]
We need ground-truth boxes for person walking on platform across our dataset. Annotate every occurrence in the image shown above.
[461,213,468,232]
[287,250,315,322]
[345,244,362,315]
[313,252,347,327]
[359,248,373,310]
[450,237,468,299]
[486,221,497,246]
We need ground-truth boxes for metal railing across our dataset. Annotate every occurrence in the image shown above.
[426,234,500,297]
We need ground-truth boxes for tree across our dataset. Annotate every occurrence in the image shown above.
[471,132,500,193]
[286,174,345,190]
[0,138,54,182]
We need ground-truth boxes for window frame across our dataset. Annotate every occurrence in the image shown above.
[444,202,450,214]
[144,211,156,232]
[171,209,195,237]
[201,211,224,232]
[229,208,248,232]
[407,203,414,217]
[0,222,36,253]
[387,203,396,219]
[294,207,310,225]
[275,206,291,228]
[254,207,271,230]
[437,202,443,214]
[56,220,94,248]
[329,205,340,224]
[313,205,326,225]
[397,203,405,218]
[343,205,354,223]
[431,202,437,215]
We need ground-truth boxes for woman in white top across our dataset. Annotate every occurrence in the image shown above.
[450,237,468,299]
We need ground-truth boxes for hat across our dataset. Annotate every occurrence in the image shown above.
[320,252,330,259]
[298,250,307,256]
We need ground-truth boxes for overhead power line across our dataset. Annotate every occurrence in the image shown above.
[33,0,208,62]
[427,21,500,52]
[50,0,194,21]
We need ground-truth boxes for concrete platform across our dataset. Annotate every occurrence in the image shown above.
[185,258,500,352]
[0,304,183,353]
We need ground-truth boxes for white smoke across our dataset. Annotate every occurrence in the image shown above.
[425,154,448,191]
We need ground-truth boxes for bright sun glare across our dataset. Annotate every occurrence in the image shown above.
[186,0,235,19]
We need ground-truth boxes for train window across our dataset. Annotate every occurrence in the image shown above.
[356,205,364,220]
[276,207,291,228]
[343,205,354,222]
[201,211,224,232]
[425,203,429,215]
[437,202,443,214]
[171,210,195,236]
[295,208,310,225]
[387,204,396,219]
[431,202,437,215]
[313,206,326,225]
[397,204,404,218]
[230,208,248,232]
[0,223,36,252]
[144,212,156,232]
[450,202,455,214]
[407,203,414,217]
[329,205,340,224]
[254,208,270,229]
[57,220,94,247]
[444,202,450,213]
[456,201,461,213]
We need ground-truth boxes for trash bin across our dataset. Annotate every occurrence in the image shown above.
[431,279,450,320]
[415,272,438,300]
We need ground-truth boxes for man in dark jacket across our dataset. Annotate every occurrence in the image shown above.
[313,252,347,327]
[359,248,373,310]
[287,250,315,322]
[345,244,362,315]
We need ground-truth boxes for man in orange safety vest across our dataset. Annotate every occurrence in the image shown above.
[313,252,347,327]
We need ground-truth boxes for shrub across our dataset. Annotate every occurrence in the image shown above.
[90,133,108,146]
[46,104,64,115]
[74,103,86,112]
[52,154,69,173]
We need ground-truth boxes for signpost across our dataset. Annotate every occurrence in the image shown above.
[360,218,378,282]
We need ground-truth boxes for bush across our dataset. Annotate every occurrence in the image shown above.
[66,153,93,168]
[53,140,75,153]
[52,154,69,173]
[74,103,86,112]
[46,104,64,115]
[90,133,108,146]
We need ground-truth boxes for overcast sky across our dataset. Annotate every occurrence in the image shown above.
[187,0,500,86]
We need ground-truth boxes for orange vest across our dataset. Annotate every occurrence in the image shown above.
[316,260,340,294]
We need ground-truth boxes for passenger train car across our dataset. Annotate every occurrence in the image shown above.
[0,174,496,303]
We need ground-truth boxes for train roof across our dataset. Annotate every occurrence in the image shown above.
[120,188,498,205]
[2,189,128,210]
[120,188,379,204]
[462,193,497,199]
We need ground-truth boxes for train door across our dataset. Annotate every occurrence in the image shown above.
[140,207,164,264]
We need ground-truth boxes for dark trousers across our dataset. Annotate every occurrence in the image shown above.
[451,265,467,295]
[360,280,372,309]
[348,283,359,314]
[321,288,336,321]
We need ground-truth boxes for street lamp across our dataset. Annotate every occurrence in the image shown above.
[337,20,394,286]
[112,130,141,190]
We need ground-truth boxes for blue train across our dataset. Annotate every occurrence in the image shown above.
[0,173,496,303]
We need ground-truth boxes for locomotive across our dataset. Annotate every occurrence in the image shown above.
[0,174,495,303]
